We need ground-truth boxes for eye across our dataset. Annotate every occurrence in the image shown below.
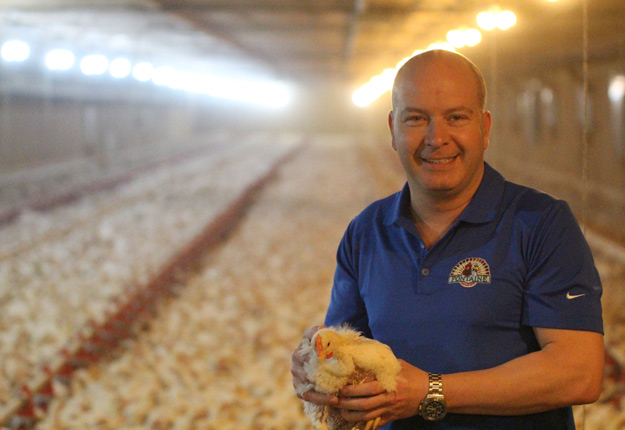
[404,114,426,125]
[448,113,470,124]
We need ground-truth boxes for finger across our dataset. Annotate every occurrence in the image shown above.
[290,348,307,375]
[340,381,386,398]
[291,368,310,393]
[291,326,321,369]
[302,325,325,341]
[290,360,307,379]
[339,405,384,424]
[291,345,307,367]
[301,390,339,406]
[292,326,326,394]
[337,391,389,413]
[292,327,321,377]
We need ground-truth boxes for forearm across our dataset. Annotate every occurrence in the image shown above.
[444,330,604,416]
[329,329,603,427]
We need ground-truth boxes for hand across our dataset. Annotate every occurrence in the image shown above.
[291,325,339,406]
[335,359,428,427]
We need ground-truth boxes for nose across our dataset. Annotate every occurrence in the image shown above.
[424,119,449,147]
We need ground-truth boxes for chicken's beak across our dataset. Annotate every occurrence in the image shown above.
[318,352,333,363]
[315,335,333,363]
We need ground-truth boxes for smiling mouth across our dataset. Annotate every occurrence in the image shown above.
[422,155,458,164]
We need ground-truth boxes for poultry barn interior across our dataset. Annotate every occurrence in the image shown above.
[1,0,625,429]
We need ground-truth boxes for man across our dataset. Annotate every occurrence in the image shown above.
[291,49,604,429]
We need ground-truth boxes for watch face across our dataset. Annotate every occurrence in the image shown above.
[421,398,447,421]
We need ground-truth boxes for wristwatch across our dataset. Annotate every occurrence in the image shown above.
[419,373,447,421]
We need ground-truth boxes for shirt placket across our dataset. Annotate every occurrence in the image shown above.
[396,220,432,295]
[416,242,434,294]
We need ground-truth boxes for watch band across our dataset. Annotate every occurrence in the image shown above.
[419,372,447,421]
[429,373,443,395]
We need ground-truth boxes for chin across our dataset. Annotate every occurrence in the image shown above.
[416,177,460,193]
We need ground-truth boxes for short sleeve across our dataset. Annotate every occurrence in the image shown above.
[521,200,603,334]
[324,221,372,337]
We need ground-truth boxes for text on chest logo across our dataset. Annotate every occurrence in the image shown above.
[448,257,492,288]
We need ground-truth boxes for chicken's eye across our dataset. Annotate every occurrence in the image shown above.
[327,341,331,347]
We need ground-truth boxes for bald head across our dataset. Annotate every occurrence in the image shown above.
[392,50,487,113]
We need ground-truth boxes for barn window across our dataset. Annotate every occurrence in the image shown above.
[576,85,594,134]
[518,80,556,143]
[518,80,540,143]
[608,74,625,158]
[538,86,557,133]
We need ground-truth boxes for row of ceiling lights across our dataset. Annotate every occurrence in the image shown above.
[352,4,549,107]
[0,40,291,108]
[2,42,140,78]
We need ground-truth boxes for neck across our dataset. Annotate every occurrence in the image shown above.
[410,197,469,249]
[409,180,482,249]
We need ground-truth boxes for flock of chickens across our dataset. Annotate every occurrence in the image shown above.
[0,133,624,430]
[0,132,299,424]
[25,136,384,429]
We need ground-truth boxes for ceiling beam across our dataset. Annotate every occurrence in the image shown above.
[164,8,286,79]
[0,0,158,9]
[153,0,474,16]
[154,0,421,14]
[343,0,365,62]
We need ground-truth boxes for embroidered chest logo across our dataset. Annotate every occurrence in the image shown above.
[448,258,491,288]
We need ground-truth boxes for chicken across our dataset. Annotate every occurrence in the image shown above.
[297,325,401,430]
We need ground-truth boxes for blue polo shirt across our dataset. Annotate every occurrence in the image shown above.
[325,163,603,430]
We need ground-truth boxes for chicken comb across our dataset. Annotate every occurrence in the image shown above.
[315,333,323,357]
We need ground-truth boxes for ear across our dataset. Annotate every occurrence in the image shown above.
[482,110,492,150]
[388,111,397,151]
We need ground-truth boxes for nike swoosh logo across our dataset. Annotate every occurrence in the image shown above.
[566,292,586,299]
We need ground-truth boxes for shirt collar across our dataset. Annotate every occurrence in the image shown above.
[458,162,505,224]
[384,162,505,227]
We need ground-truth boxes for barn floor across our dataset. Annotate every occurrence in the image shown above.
[0,134,623,429]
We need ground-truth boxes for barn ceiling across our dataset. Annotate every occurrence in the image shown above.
[0,0,624,93]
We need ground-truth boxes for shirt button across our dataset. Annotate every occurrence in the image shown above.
[421,268,430,276]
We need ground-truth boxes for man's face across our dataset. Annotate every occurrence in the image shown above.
[389,58,491,202]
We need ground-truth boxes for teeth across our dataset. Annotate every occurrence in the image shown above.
[425,156,456,164]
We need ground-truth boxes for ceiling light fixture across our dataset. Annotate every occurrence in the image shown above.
[109,57,132,79]
[608,75,625,103]
[132,62,155,82]
[44,49,75,71]
[446,29,482,48]
[352,45,456,107]
[1,40,30,62]
[80,54,109,76]
[477,9,517,31]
